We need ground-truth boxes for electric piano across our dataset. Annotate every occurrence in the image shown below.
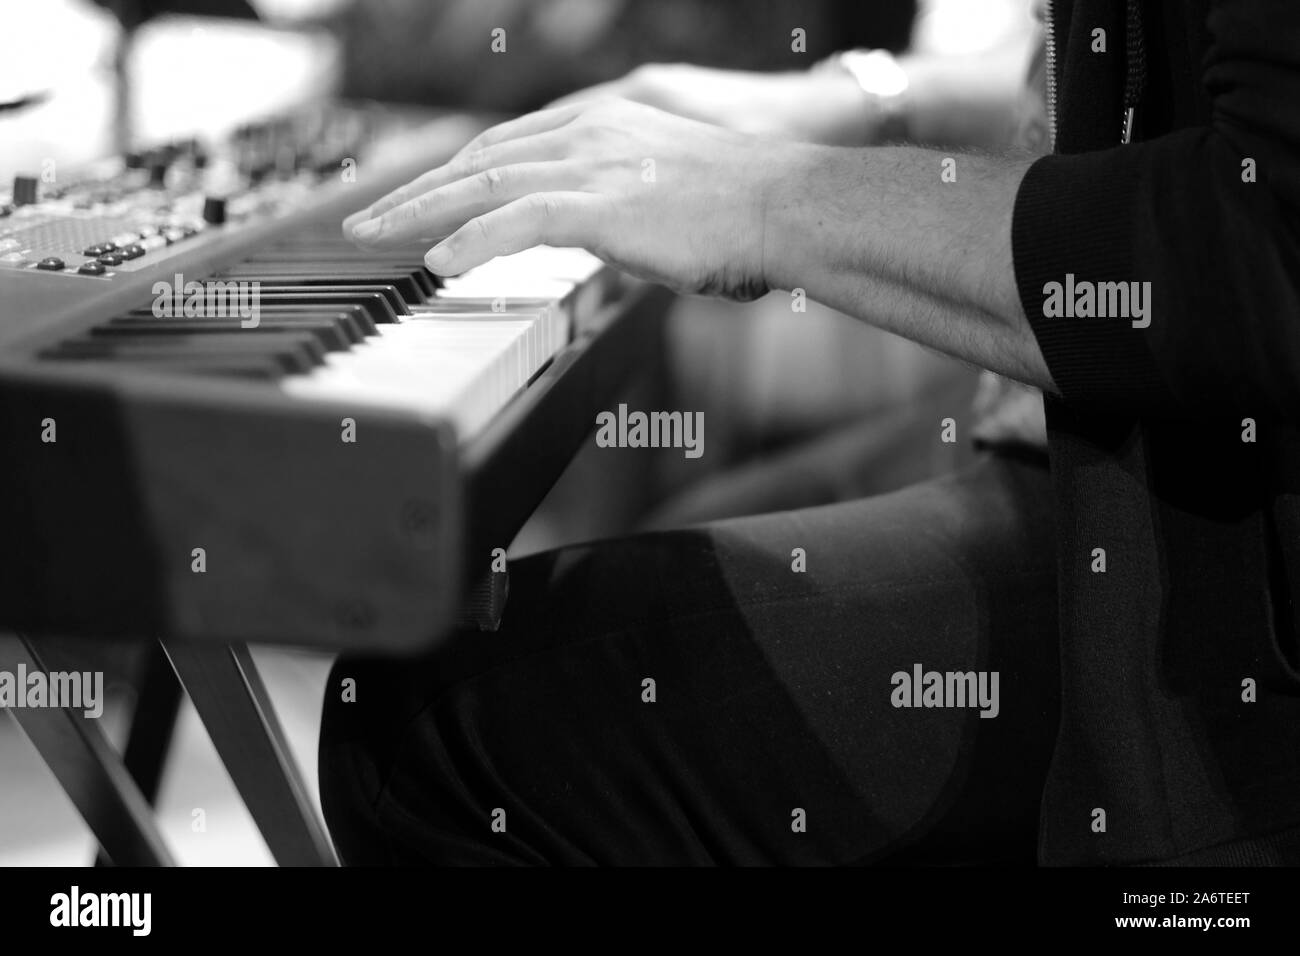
[0,103,671,866]
[0,102,671,653]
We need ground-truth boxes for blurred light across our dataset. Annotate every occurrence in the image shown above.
[0,0,338,179]
[0,0,117,100]
[131,16,339,142]
[913,0,1032,55]
[250,0,352,21]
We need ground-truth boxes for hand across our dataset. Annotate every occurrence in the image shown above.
[343,99,802,301]
[549,63,874,145]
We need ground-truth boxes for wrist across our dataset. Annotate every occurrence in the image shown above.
[756,141,832,295]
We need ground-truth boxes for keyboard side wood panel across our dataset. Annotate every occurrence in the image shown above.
[0,360,462,654]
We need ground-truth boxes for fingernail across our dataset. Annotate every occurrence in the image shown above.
[352,219,381,242]
[425,243,452,270]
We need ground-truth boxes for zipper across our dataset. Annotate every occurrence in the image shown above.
[1044,0,1058,150]
[1120,0,1146,144]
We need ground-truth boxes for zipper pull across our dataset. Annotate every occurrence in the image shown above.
[1121,106,1135,145]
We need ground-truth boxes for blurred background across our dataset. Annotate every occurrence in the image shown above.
[0,0,1032,865]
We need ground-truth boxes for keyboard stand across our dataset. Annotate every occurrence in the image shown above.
[6,631,336,867]
[3,284,673,867]
[163,641,339,866]
[0,630,175,866]
[91,642,183,867]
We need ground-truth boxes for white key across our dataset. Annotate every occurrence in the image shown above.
[281,247,605,436]
[283,318,535,435]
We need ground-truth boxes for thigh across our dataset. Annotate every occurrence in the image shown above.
[319,452,1060,865]
[640,385,980,530]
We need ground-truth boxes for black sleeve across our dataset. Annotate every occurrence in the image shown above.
[1011,0,1300,420]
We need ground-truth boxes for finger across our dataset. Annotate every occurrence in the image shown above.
[343,107,582,233]
[422,191,601,275]
[546,80,625,111]
[343,128,573,236]
[349,162,580,249]
[463,103,584,152]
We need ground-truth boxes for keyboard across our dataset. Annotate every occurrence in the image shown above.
[41,236,609,438]
[0,104,670,653]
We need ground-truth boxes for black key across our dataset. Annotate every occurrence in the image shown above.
[78,261,107,276]
[98,254,124,266]
[228,261,416,274]
[35,257,65,271]
[123,303,374,342]
[228,283,410,316]
[222,305,373,341]
[258,248,424,261]
[43,344,309,375]
[99,317,351,352]
[218,270,423,307]
[213,291,398,326]
[44,332,325,374]
[274,260,436,297]
[81,354,286,381]
[243,256,442,295]
[252,248,438,266]
[120,244,146,260]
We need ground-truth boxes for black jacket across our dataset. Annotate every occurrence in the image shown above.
[1012,0,1300,864]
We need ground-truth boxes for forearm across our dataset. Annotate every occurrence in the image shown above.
[762,144,1055,392]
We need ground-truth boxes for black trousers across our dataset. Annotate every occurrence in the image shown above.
[318,452,1060,865]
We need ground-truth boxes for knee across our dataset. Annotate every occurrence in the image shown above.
[318,656,403,864]
[318,652,545,865]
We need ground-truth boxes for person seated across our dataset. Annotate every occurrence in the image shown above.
[319,0,1300,866]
